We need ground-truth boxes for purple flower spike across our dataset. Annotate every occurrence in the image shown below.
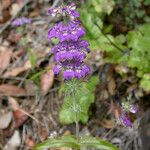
[129,105,138,114]
[48,3,91,80]
[119,113,132,127]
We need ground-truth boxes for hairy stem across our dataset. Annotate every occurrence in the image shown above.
[65,79,81,137]
[72,93,80,137]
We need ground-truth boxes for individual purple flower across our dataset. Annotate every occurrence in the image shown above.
[63,3,80,19]
[64,68,75,80]
[129,104,139,114]
[53,64,62,74]
[11,17,31,27]
[75,64,91,78]
[119,113,132,127]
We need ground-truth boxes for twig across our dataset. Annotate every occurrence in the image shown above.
[94,22,124,53]
[18,108,44,126]
[0,0,33,35]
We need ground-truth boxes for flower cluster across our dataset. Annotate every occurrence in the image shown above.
[48,3,91,80]
[48,3,79,19]
[11,17,31,27]
[119,112,132,127]
[118,102,138,127]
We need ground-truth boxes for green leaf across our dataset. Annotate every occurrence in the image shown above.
[140,74,150,91]
[101,0,115,14]
[34,135,118,150]
[79,136,118,150]
[126,24,150,76]
[34,135,79,150]
[144,0,150,6]
[59,76,99,124]
[27,48,37,68]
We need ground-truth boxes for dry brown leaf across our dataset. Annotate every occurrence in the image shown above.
[2,0,11,9]
[13,109,28,128]
[0,9,11,23]
[3,67,28,77]
[0,111,13,129]
[8,97,40,126]
[0,84,26,96]
[108,78,116,95]
[4,130,21,150]
[8,97,20,111]
[3,59,32,77]
[3,110,28,136]
[100,119,115,129]
[40,69,54,95]
[0,49,12,70]
[25,135,35,148]
[9,97,28,127]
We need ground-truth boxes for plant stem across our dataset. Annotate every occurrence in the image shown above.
[94,21,124,53]
[75,111,79,137]
[72,92,80,137]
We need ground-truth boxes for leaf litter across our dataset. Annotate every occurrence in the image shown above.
[0,1,149,150]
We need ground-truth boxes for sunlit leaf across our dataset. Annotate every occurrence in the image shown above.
[34,135,79,150]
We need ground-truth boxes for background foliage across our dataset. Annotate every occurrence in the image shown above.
[79,0,150,91]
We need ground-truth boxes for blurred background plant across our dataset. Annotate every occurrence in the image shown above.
[79,0,150,91]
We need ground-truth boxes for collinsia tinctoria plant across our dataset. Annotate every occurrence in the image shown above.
[34,3,118,150]
[48,3,91,80]
[47,2,91,137]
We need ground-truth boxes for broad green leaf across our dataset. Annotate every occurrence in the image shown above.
[34,135,79,150]
[79,136,118,150]
[140,74,150,91]
[34,135,118,150]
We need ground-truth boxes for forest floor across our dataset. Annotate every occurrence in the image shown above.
[0,0,150,150]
